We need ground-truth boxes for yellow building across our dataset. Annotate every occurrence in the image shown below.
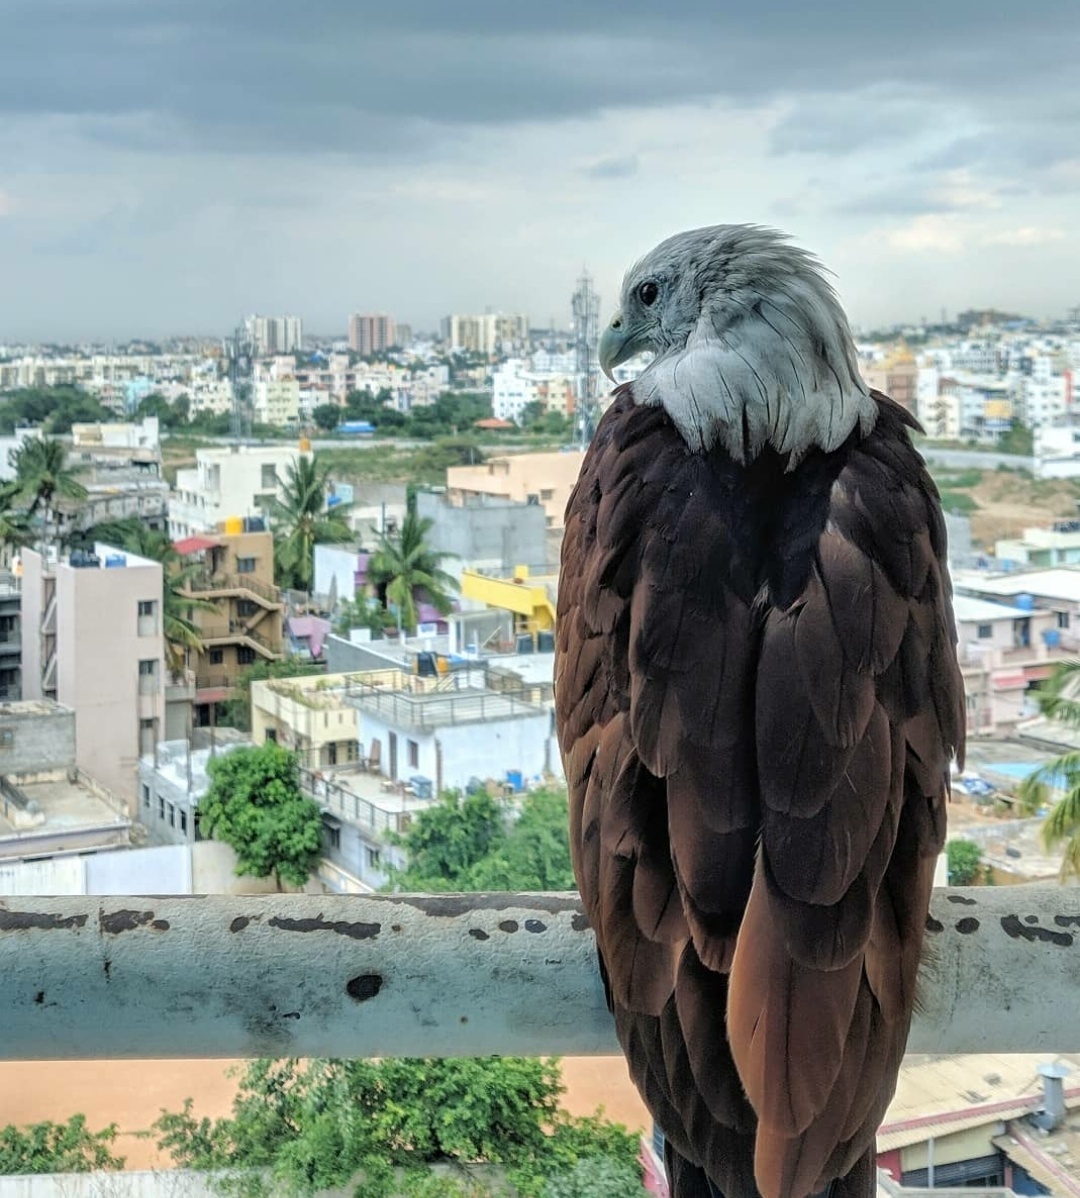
[446,450,586,530]
[250,668,404,770]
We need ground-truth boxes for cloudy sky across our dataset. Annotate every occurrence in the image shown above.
[3,1,1079,342]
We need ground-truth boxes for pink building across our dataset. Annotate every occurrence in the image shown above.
[20,544,188,809]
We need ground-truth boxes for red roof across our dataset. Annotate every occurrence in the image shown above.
[173,535,223,555]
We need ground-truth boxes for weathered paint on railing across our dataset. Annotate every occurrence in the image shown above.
[0,887,1077,1060]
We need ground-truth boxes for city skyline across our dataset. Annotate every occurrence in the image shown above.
[2,2,1079,341]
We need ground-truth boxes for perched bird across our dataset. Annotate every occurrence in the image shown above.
[554,225,964,1198]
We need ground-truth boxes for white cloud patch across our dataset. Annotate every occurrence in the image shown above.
[984,226,1066,246]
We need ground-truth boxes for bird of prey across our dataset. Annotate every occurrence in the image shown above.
[554,225,964,1198]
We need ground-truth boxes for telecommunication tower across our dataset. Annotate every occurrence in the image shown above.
[224,322,255,444]
[571,269,601,447]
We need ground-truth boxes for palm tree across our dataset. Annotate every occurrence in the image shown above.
[0,481,31,560]
[10,436,87,548]
[368,510,458,636]
[270,455,353,592]
[95,522,219,677]
[1017,659,1080,879]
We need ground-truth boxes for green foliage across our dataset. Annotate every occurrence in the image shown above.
[199,743,323,888]
[539,1153,643,1198]
[0,385,116,435]
[384,787,574,894]
[0,1114,125,1174]
[153,1057,639,1198]
[1017,660,1080,880]
[271,454,354,592]
[936,490,977,515]
[312,403,341,432]
[368,510,458,635]
[996,420,1034,456]
[136,392,191,430]
[946,838,983,885]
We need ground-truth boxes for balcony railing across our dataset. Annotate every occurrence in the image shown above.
[185,571,282,605]
[0,886,1075,1060]
[298,766,412,838]
[344,676,546,731]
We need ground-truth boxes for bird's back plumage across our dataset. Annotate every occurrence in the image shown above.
[555,385,963,1198]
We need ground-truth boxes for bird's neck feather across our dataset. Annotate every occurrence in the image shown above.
[634,282,877,464]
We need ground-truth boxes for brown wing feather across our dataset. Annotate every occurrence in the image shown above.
[556,387,962,1198]
[728,397,962,1198]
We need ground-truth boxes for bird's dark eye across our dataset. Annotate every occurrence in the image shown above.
[637,281,659,307]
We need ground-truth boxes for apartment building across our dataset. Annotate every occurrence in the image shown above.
[19,544,180,807]
[250,671,361,770]
[175,521,285,719]
[446,450,586,530]
[0,576,20,701]
[348,314,396,356]
[169,443,308,538]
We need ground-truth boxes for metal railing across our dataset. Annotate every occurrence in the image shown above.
[0,886,1077,1060]
[298,765,411,838]
[344,673,547,731]
[185,571,282,605]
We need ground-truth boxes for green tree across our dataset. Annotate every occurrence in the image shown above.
[1018,660,1080,878]
[368,510,458,635]
[270,455,354,592]
[153,1056,639,1198]
[0,1115,125,1174]
[136,392,190,431]
[199,743,323,889]
[946,838,983,885]
[312,403,340,432]
[10,435,88,548]
[0,480,31,554]
[384,787,574,894]
[997,420,1034,456]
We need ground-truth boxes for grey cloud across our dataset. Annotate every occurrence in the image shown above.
[583,155,640,180]
[4,1,1080,159]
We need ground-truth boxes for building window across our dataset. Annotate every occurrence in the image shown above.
[179,809,188,834]
[265,728,278,743]
[158,796,165,819]
[322,816,341,850]
[540,488,555,501]
[1059,611,1071,629]
[138,600,156,617]
[976,624,993,639]
[0,728,13,750]
[261,464,277,489]
[142,784,151,809]
[139,717,156,755]
[209,648,224,665]
[366,847,381,870]
[407,739,419,769]
[236,599,258,618]
[138,659,159,693]
[236,557,257,574]
[237,646,257,665]
[167,803,175,828]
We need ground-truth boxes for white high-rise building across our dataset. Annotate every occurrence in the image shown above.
[246,314,303,357]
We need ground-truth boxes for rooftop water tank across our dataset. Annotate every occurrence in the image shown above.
[224,515,244,536]
[1015,594,1035,610]
[104,554,127,568]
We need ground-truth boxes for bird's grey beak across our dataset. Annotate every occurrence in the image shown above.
[598,313,648,381]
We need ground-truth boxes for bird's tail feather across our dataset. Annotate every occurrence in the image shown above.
[664,1140,727,1198]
